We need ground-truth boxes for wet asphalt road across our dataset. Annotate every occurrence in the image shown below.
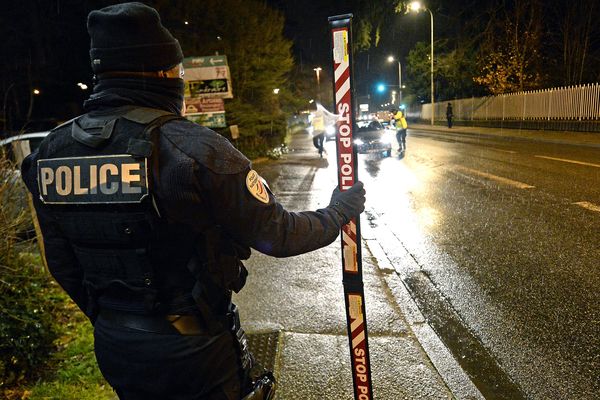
[257,129,599,399]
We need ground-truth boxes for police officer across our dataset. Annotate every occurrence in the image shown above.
[20,3,366,400]
[310,110,326,157]
[391,108,408,153]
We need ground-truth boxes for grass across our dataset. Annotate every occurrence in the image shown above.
[0,158,115,400]
[7,294,115,400]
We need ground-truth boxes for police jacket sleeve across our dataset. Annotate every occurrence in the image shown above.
[206,167,345,257]
[20,152,89,316]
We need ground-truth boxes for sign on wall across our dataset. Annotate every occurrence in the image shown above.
[183,55,233,99]
[183,56,232,128]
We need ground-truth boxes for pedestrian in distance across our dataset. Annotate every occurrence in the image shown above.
[310,102,337,158]
[20,3,366,400]
[310,111,326,158]
[446,102,453,128]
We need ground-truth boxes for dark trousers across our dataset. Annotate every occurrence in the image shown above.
[447,117,453,128]
[94,316,244,400]
[396,129,407,151]
[312,133,325,156]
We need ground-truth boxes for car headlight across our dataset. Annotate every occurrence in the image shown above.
[354,138,364,145]
[326,126,336,135]
[380,135,394,144]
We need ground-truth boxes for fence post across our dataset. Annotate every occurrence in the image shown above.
[578,84,583,121]
[471,96,474,121]
[485,97,488,121]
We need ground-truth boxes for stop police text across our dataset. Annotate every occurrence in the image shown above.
[337,102,354,190]
[354,347,370,399]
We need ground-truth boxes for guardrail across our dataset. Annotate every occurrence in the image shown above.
[0,131,50,147]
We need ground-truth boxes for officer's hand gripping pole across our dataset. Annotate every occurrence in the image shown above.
[329,14,374,400]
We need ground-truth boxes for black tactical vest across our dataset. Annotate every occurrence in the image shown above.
[36,106,211,316]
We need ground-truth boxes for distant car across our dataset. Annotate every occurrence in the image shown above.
[354,120,393,157]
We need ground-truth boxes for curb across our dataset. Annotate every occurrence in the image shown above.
[362,215,485,400]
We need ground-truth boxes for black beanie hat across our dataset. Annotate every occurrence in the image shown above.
[87,2,184,74]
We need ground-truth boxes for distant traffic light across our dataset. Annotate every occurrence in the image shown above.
[376,83,385,93]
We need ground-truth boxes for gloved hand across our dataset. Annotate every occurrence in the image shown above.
[328,181,366,224]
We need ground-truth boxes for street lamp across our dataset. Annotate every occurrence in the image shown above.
[409,1,434,125]
[387,56,402,105]
[313,67,322,101]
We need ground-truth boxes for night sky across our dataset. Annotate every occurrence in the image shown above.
[1,0,597,132]
[266,0,487,104]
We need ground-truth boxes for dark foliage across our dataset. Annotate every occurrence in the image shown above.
[0,157,61,389]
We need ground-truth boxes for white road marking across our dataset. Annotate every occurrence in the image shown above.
[535,155,600,168]
[494,149,517,154]
[453,165,535,189]
[573,201,600,213]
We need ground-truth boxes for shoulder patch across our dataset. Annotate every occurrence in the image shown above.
[245,170,270,204]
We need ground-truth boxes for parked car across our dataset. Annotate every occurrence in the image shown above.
[353,120,393,157]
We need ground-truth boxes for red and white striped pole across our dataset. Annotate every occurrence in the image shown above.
[329,14,374,400]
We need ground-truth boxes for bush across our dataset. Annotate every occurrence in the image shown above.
[219,99,289,159]
[0,157,61,389]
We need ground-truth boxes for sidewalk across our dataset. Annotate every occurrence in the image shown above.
[409,123,600,148]
[234,131,482,400]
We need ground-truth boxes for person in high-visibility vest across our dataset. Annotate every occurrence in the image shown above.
[391,109,408,153]
[311,111,326,157]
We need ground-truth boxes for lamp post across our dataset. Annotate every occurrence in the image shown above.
[313,67,322,102]
[409,1,434,125]
[387,56,403,106]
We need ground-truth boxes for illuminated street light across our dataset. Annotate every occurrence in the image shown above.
[77,82,88,90]
[313,67,322,101]
[409,1,421,12]
[273,88,280,94]
[409,1,435,125]
[387,56,402,105]
[33,89,40,95]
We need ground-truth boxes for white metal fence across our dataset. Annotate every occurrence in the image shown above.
[410,83,600,122]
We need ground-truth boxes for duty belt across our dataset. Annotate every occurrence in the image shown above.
[98,309,208,335]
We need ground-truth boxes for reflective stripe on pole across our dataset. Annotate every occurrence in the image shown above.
[329,14,374,400]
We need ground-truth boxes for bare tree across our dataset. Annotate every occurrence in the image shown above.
[546,1,598,85]
[475,0,544,94]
